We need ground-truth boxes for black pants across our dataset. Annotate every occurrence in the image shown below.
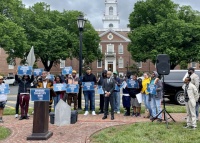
[100,94,104,112]
[104,95,114,117]
[15,93,20,114]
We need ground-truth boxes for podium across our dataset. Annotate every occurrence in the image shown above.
[27,89,53,140]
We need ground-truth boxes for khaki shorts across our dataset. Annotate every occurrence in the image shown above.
[131,98,141,107]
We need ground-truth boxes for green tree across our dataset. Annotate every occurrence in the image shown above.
[128,0,200,69]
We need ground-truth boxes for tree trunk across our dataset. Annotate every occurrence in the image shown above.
[41,58,54,72]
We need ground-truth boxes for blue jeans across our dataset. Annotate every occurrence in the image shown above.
[84,91,95,111]
[143,94,152,115]
[196,102,199,119]
[53,95,60,111]
[150,95,162,119]
[114,92,120,112]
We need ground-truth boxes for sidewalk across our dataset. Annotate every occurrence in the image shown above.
[0,113,186,143]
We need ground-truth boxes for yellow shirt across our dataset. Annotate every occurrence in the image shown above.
[141,77,151,94]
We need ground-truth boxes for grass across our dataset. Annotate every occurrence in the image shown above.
[91,122,200,143]
[0,126,11,140]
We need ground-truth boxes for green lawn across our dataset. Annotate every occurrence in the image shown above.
[91,122,200,143]
[0,126,11,140]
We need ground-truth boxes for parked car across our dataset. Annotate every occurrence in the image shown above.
[3,76,16,85]
[163,70,200,105]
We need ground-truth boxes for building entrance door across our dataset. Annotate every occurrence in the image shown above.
[108,62,113,72]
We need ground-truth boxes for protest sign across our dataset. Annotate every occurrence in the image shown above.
[30,88,50,101]
[62,66,72,75]
[82,82,94,91]
[66,84,79,93]
[33,68,44,76]
[147,84,157,95]
[18,66,32,75]
[53,83,67,92]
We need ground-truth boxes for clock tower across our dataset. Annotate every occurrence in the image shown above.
[103,0,120,29]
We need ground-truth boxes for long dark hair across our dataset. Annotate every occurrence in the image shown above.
[22,75,30,81]
[54,75,62,83]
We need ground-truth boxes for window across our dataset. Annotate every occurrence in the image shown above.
[109,23,113,28]
[119,72,124,78]
[109,6,113,15]
[8,65,14,69]
[97,60,102,68]
[60,59,65,68]
[137,62,142,68]
[118,58,124,68]
[107,44,114,53]
[191,62,197,68]
[118,44,123,54]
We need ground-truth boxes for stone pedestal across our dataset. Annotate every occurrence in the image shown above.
[27,101,53,140]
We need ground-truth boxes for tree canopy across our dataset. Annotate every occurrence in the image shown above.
[128,0,200,69]
[0,1,102,71]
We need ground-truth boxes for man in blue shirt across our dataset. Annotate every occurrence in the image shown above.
[113,71,121,114]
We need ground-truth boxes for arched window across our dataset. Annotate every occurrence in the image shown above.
[109,6,113,15]
[109,23,113,28]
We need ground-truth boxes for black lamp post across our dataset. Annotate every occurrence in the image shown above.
[126,61,129,73]
[77,15,86,110]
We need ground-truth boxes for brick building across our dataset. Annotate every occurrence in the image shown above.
[0,0,198,76]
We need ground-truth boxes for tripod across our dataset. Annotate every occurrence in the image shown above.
[152,75,176,128]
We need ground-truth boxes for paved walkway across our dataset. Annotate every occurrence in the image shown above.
[0,113,186,143]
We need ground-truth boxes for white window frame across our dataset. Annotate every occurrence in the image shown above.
[97,60,102,68]
[118,44,124,54]
[118,58,124,68]
[60,59,65,68]
[137,62,142,68]
[107,44,114,53]
[8,65,14,69]
[191,62,197,68]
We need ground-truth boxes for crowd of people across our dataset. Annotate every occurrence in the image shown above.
[0,67,199,128]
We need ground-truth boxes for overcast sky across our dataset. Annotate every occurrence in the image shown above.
[21,0,200,29]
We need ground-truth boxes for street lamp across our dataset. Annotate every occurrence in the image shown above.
[77,15,86,110]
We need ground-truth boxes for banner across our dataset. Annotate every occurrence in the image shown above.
[62,66,73,75]
[30,88,50,101]
[127,79,139,88]
[115,84,120,91]
[33,68,44,76]
[53,83,67,92]
[82,82,94,91]
[120,81,127,89]
[66,84,79,93]
[47,74,54,81]
[0,84,10,94]
[18,66,32,75]
[97,85,104,94]
[147,84,157,95]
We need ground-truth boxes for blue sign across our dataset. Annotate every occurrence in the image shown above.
[97,86,104,94]
[33,68,44,76]
[47,74,54,81]
[66,84,79,93]
[115,84,120,91]
[82,82,94,91]
[127,79,139,88]
[30,88,50,101]
[0,84,10,94]
[62,66,73,75]
[18,66,32,75]
[147,84,157,95]
[53,83,67,92]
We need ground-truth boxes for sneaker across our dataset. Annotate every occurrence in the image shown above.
[92,111,96,116]
[191,126,197,130]
[183,125,190,128]
[84,111,89,116]
[15,114,18,118]
[136,113,141,117]
[157,119,162,123]
[124,112,130,116]
[132,112,136,117]
[117,111,120,114]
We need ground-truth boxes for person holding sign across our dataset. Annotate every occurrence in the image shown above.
[149,71,163,122]
[0,76,7,123]
[53,76,65,110]
[67,70,79,110]
[37,71,55,113]
[102,71,115,120]
[97,70,107,114]
[82,67,97,116]
[128,74,142,117]
[113,71,121,114]
[15,72,34,120]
